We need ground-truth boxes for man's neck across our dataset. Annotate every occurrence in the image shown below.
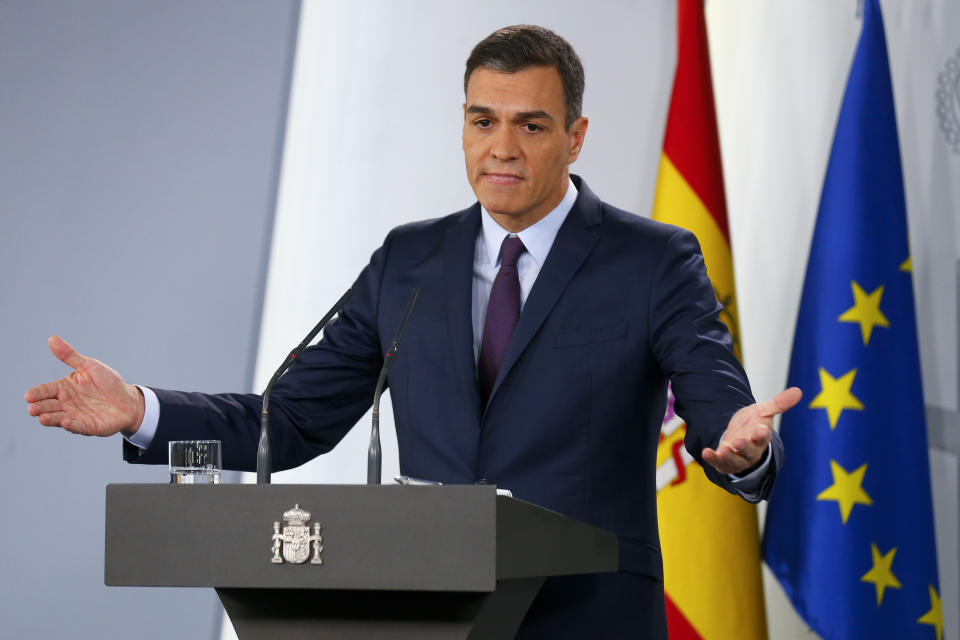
[486,174,570,233]
[478,177,578,270]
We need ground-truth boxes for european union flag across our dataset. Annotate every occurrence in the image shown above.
[763,1,942,639]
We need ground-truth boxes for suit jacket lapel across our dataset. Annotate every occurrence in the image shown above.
[443,205,483,417]
[486,178,603,408]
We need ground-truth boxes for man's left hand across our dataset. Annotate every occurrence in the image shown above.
[701,387,802,476]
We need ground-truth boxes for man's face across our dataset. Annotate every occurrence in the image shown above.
[462,66,587,232]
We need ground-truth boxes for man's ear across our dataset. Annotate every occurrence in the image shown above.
[567,116,589,163]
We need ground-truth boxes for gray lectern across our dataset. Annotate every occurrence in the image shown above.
[105,484,617,639]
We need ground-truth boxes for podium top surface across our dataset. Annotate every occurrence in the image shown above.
[105,484,618,592]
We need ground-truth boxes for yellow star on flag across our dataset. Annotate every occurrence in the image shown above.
[817,460,872,524]
[860,542,901,605]
[809,367,864,429]
[900,256,912,272]
[918,584,943,640]
[838,281,890,345]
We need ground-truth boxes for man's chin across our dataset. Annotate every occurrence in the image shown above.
[475,190,523,215]
[478,200,520,216]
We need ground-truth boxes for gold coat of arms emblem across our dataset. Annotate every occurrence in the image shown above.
[271,504,323,565]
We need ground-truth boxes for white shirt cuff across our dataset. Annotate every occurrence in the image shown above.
[122,385,159,449]
[726,442,773,500]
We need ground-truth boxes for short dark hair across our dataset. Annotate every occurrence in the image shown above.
[464,25,585,130]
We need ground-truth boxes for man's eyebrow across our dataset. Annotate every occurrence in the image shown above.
[514,110,554,122]
[466,105,494,115]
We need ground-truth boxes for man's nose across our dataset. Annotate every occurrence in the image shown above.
[490,126,520,161]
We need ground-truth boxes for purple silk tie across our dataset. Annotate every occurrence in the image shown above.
[478,235,526,404]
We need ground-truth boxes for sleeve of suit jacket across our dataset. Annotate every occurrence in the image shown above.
[122,232,396,470]
[648,227,783,501]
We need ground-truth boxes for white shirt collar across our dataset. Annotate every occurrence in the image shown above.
[479,177,578,266]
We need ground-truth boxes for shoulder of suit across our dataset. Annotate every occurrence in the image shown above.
[594,200,692,245]
[372,205,477,265]
[385,205,476,240]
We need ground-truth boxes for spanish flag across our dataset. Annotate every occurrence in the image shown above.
[652,1,768,639]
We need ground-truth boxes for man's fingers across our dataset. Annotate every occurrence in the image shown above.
[748,423,771,446]
[704,442,742,462]
[739,425,771,453]
[37,411,66,427]
[24,381,60,403]
[702,445,744,474]
[722,422,770,452]
[705,421,772,474]
[757,386,803,418]
[27,399,61,416]
[49,335,88,370]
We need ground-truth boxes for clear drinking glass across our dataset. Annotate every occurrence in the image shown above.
[169,440,222,484]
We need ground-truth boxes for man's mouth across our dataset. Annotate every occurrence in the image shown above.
[483,173,523,185]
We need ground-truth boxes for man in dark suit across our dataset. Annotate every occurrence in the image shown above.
[26,25,800,638]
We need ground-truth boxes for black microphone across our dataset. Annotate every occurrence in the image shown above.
[257,288,354,484]
[368,287,420,484]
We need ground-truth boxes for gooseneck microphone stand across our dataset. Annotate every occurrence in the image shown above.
[368,287,420,484]
[256,288,354,484]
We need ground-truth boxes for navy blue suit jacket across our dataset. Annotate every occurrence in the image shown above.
[126,176,782,637]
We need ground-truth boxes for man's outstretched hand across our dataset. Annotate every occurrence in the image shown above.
[701,387,803,476]
[25,336,144,437]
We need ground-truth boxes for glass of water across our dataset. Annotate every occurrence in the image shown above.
[169,440,222,484]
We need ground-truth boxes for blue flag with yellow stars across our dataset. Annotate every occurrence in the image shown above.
[763,1,942,639]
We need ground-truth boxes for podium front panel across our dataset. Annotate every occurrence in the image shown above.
[105,484,498,592]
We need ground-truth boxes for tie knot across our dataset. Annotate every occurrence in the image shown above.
[500,236,526,268]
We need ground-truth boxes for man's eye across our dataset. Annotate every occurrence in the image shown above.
[523,123,542,133]
[475,119,492,128]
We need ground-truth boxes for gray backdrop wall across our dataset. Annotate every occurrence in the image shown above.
[0,1,299,637]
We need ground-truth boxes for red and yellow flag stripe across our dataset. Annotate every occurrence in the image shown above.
[653,2,767,639]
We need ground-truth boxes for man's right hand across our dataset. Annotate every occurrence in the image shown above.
[25,336,145,437]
